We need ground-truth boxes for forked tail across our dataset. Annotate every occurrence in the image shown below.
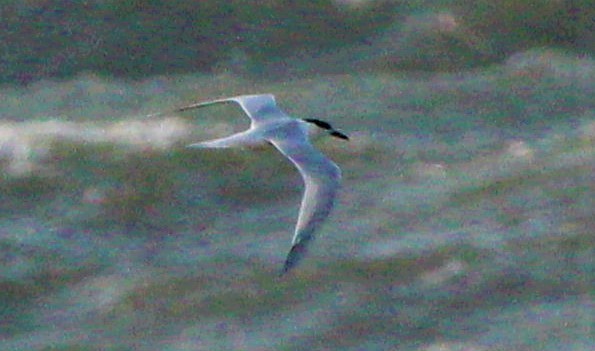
[187,129,265,148]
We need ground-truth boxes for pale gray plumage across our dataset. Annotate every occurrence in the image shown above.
[180,94,347,274]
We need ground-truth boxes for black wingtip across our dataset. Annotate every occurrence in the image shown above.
[280,241,310,276]
[176,105,194,113]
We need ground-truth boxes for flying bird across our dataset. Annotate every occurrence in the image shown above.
[179,94,348,274]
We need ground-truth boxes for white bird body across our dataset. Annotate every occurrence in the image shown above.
[180,94,347,274]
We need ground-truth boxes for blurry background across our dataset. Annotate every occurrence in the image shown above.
[1,0,592,83]
[0,1,593,350]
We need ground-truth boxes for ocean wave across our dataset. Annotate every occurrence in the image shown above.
[1,54,593,350]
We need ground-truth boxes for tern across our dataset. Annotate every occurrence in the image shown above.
[178,94,348,274]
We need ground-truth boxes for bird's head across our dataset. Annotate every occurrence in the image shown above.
[302,118,349,140]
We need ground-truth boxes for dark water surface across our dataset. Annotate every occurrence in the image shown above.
[1,49,593,350]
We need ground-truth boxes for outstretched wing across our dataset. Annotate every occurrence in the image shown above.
[268,123,341,274]
[177,94,284,126]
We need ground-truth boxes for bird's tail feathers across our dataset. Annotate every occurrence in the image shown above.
[187,130,265,149]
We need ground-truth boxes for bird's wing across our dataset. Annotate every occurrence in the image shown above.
[177,94,283,125]
[267,124,341,273]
